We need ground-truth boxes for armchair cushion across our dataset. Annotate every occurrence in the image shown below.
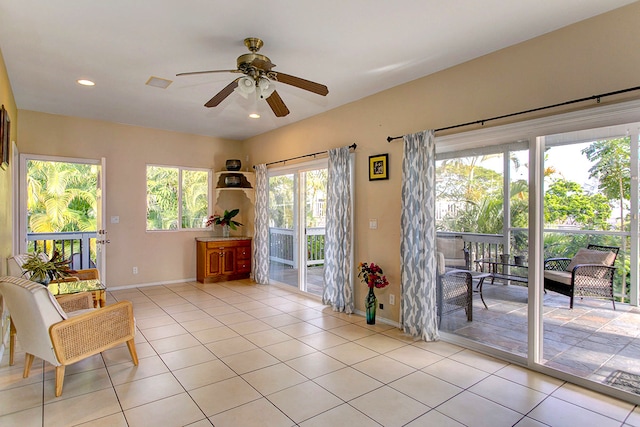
[543,270,572,286]
[566,248,616,273]
[436,236,468,269]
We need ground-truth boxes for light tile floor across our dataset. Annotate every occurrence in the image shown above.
[2,279,640,426]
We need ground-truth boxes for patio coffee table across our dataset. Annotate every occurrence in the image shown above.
[469,271,493,309]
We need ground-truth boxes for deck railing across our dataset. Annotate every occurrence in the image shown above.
[26,231,97,269]
[437,231,506,270]
[269,227,325,267]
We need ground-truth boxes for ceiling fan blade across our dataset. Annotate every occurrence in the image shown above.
[204,78,240,107]
[266,91,290,117]
[176,69,240,77]
[271,72,328,96]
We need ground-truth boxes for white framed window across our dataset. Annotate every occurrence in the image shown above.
[146,165,211,231]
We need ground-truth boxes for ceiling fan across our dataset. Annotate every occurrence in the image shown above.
[176,37,329,117]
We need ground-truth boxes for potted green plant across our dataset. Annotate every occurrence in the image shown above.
[206,209,243,237]
[21,251,72,284]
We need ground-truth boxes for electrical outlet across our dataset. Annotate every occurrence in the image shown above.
[379,303,384,310]
[133,266,138,274]
[389,294,395,305]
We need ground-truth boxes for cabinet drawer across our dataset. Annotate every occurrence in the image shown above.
[237,246,251,259]
[236,260,251,273]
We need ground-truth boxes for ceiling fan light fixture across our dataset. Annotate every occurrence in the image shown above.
[257,77,275,99]
[235,76,256,99]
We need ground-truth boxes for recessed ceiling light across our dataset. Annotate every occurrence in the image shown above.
[77,79,95,86]
[249,113,260,119]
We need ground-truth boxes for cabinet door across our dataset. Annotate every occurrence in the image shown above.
[222,248,235,274]
[206,249,223,276]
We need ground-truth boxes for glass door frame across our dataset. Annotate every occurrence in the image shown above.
[18,153,106,280]
[268,158,328,293]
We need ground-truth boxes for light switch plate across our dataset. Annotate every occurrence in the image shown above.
[369,219,377,229]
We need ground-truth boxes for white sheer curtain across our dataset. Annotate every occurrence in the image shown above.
[252,164,270,285]
[400,130,439,341]
[322,146,353,313]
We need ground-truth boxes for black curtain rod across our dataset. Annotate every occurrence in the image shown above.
[253,143,357,168]
[386,85,640,143]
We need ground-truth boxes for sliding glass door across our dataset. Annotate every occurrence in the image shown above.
[435,102,640,402]
[268,160,327,296]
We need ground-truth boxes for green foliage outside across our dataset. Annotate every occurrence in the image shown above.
[146,166,209,230]
[27,160,98,260]
[27,160,97,233]
[269,174,294,229]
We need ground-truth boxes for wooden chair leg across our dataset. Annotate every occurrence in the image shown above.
[55,365,66,397]
[126,339,139,365]
[9,318,16,366]
[23,353,34,378]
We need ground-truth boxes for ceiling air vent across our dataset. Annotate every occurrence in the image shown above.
[145,76,172,89]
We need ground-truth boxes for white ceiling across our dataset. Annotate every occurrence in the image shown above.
[0,0,635,141]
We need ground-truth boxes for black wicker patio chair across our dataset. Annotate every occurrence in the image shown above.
[543,244,618,310]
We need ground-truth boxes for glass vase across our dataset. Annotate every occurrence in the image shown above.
[365,287,377,325]
[222,224,230,238]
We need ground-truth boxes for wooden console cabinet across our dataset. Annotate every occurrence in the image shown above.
[196,238,251,283]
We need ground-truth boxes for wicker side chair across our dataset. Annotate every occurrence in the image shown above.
[0,276,137,397]
[543,244,619,309]
[436,252,473,325]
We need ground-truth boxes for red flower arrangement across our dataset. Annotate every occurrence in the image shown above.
[357,262,389,289]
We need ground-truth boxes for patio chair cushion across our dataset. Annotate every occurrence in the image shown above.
[436,252,446,276]
[543,270,572,286]
[566,248,616,276]
[437,237,467,268]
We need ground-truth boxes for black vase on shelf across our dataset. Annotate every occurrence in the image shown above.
[224,175,242,187]
[225,159,242,171]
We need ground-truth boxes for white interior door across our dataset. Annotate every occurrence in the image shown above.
[95,157,107,282]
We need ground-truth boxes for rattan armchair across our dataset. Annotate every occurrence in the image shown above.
[543,244,618,309]
[0,276,137,397]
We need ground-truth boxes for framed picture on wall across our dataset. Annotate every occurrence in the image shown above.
[369,153,388,181]
[0,105,8,170]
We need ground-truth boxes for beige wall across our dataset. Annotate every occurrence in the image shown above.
[6,2,640,322]
[245,2,640,322]
[18,111,246,286]
[0,46,17,357]
[0,47,17,275]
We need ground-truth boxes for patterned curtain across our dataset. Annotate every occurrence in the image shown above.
[252,164,270,285]
[322,146,353,313]
[400,130,439,341]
